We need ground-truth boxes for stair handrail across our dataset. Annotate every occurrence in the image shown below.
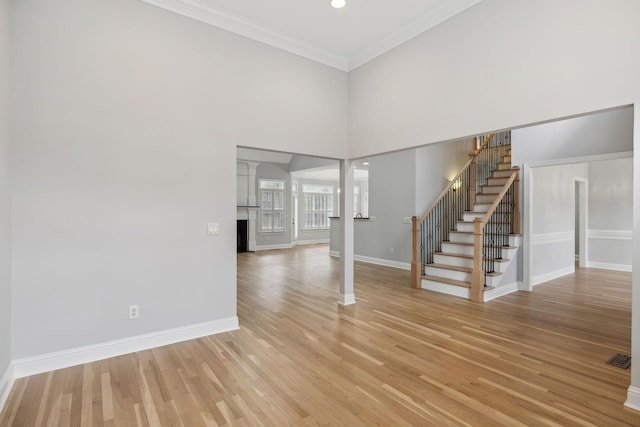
[411,133,498,289]
[470,168,520,303]
[417,158,473,223]
[477,169,519,228]
[474,133,496,156]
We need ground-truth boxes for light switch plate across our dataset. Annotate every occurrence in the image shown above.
[208,223,220,235]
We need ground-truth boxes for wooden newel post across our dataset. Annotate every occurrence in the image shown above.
[513,168,520,235]
[470,218,484,303]
[411,216,421,289]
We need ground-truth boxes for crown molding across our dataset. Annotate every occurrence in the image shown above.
[140,0,349,71]
[348,0,484,70]
[140,0,483,72]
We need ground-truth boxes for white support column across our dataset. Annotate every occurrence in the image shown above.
[247,162,259,206]
[521,164,533,292]
[626,103,640,411]
[339,159,355,306]
[247,207,258,252]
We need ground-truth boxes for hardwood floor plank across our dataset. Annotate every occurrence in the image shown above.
[2,244,640,426]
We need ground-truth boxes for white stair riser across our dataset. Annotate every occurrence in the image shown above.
[477,194,498,203]
[474,204,513,213]
[455,221,519,238]
[433,254,511,273]
[442,243,474,256]
[433,254,473,268]
[487,177,509,186]
[456,222,474,232]
[441,242,517,259]
[493,170,515,178]
[481,186,502,194]
[462,212,484,221]
[449,233,474,243]
[424,266,471,282]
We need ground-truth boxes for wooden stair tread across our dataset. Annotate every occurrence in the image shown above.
[425,263,471,273]
[434,252,510,262]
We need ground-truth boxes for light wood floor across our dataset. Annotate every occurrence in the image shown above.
[2,244,640,426]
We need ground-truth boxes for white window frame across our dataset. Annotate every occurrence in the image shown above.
[259,179,286,233]
[302,184,334,230]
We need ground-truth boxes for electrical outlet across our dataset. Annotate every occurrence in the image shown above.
[390,248,395,254]
[129,305,139,319]
[370,216,376,222]
[403,217,412,224]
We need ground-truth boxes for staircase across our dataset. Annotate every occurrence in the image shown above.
[411,132,520,303]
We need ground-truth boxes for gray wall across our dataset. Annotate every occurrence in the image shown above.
[255,162,292,248]
[10,0,348,358]
[511,108,633,165]
[331,139,472,265]
[348,0,640,159]
[355,150,415,264]
[588,158,633,268]
[415,138,473,215]
[0,0,11,380]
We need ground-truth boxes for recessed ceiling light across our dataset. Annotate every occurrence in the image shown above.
[331,0,346,9]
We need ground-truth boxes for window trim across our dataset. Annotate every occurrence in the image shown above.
[259,179,286,234]
[302,183,334,231]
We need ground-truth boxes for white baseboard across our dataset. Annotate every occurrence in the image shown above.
[338,293,356,306]
[532,266,575,286]
[255,243,294,251]
[0,362,15,415]
[625,386,640,412]
[329,252,410,271]
[484,281,520,302]
[295,239,329,245]
[12,316,239,379]
[355,255,411,270]
[587,261,632,272]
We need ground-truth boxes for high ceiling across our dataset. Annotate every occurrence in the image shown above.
[141,0,483,70]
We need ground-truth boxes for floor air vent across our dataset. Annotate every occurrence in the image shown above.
[607,353,631,369]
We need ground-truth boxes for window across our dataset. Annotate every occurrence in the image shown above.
[303,184,334,229]
[353,185,360,217]
[260,180,285,233]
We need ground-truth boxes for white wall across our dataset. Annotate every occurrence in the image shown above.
[512,108,634,277]
[530,164,588,284]
[10,0,348,359]
[349,0,640,159]
[588,158,633,270]
[289,155,337,173]
[511,108,633,166]
[0,0,12,389]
